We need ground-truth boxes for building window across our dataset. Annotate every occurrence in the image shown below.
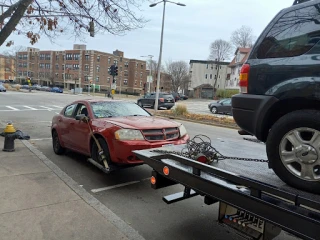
[124,79,128,85]
[39,63,44,68]
[97,56,100,62]
[108,58,111,64]
[45,54,51,60]
[96,76,99,82]
[205,74,207,79]
[125,62,128,68]
[85,65,89,71]
[45,63,50,69]
[55,64,59,70]
[114,59,117,65]
[85,55,89,61]
[23,62,27,68]
[136,63,138,67]
[206,64,208,69]
[84,76,89,82]
[96,66,100,72]
[124,71,128,77]
[73,54,80,60]
[62,64,65,70]
[210,74,212,79]
[56,55,59,61]
[141,64,143,69]
[73,64,79,69]
[120,57,122,62]
[39,54,45,60]
[140,81,142,87]
[134,80,137,86]
[140,72,143,78]
[66,54,73,60]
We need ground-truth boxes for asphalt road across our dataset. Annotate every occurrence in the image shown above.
[0,91,302,240]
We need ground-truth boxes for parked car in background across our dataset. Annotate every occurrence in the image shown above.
[51,99,189,170]
[208,98,232,115]
[51,87,63,93]
[137,92,175,110]
[171,92,180,102]
[179,93,188,100]
[32,84,42,90]
[0,84,7,92]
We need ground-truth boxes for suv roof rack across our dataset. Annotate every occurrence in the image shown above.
[293,0,313,5]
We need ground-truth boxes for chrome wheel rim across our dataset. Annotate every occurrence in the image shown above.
[211,107,217,114]
[279,127,320,181]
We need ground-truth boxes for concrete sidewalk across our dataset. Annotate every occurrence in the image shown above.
[0,135,145,240]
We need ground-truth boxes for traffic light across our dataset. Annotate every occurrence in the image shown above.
[114,66,118,76]
[109,65,115,76]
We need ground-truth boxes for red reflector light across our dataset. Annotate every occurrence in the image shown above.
[197,155,208,164]
[159,98,164,102]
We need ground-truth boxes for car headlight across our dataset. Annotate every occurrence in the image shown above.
[114,129,144,140]
[179,124,187,137]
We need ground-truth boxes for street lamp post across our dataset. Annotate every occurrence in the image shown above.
[141,55,154,93]
[149,0,186,111]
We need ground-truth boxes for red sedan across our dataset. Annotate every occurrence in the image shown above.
[51,99,189,170]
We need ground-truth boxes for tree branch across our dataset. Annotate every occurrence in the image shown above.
[0,0,22,24]
[0,0,33,46]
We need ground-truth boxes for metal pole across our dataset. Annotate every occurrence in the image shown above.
[154,0,166,111]
[149,56,153,93]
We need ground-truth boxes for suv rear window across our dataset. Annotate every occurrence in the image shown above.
[256,4,320,59]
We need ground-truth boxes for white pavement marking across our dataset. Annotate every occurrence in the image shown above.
[30,138,52,141]
[52,105,63,108]
[6,106,19,110]
[40,106,54,111]
[23,106,37,110]
[55,112,60,115]
[91,178,150,193]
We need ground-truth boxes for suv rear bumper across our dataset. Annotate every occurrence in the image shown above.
[231,94,279,141]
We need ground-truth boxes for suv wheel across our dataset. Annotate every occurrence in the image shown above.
[266,110,320,194]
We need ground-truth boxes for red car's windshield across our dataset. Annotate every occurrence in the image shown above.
[90,101,151,118]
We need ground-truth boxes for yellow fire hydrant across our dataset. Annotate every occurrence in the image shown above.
[2,122,17,152]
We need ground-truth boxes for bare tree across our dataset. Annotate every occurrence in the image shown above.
[166,60,190,93]
[208,39,232,98]
[0,0,148,47]
[230,25,254,48]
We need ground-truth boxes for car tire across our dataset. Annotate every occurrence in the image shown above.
[52,130,65,155]
[138,101,143,107]
[91,137,111,165]
[167,107,172,110]
[266,110,320,194]
[211,107,218,114]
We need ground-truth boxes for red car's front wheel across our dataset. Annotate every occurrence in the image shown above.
[91,137,112,165]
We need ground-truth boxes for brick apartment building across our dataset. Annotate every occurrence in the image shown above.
[0,55,15,81]
[16,44,147,94]
[145,70,172,93]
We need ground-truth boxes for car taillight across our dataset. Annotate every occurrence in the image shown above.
[239,64,250,93]
[159,98,164,102]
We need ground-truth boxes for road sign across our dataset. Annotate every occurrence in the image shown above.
[147,76,153,83]
[111,83,116,90]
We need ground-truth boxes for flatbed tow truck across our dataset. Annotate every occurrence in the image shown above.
[133,141,320,240]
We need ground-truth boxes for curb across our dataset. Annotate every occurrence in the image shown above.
[154,114,239,130]
[21,140,146,240]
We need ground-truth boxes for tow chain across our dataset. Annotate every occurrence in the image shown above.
[152,134,269,164]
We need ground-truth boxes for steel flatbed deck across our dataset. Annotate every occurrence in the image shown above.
[134,145,320,240]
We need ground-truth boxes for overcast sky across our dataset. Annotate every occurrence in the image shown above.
[0,0,294,64]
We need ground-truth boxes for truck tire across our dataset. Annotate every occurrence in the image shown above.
[266,110,320,194]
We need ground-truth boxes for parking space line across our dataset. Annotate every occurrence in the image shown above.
[6,106,19,110]
[52,105,63,108]
[91,178,150,193]
[40,106,54,111]
[30,138,52,141]
[23,106,37,110]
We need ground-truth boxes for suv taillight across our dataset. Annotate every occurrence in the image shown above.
[239,64,250,93]
[159,98,164,102]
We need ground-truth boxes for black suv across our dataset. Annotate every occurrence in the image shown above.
[232,0,320,194]
[137,92,175,110]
